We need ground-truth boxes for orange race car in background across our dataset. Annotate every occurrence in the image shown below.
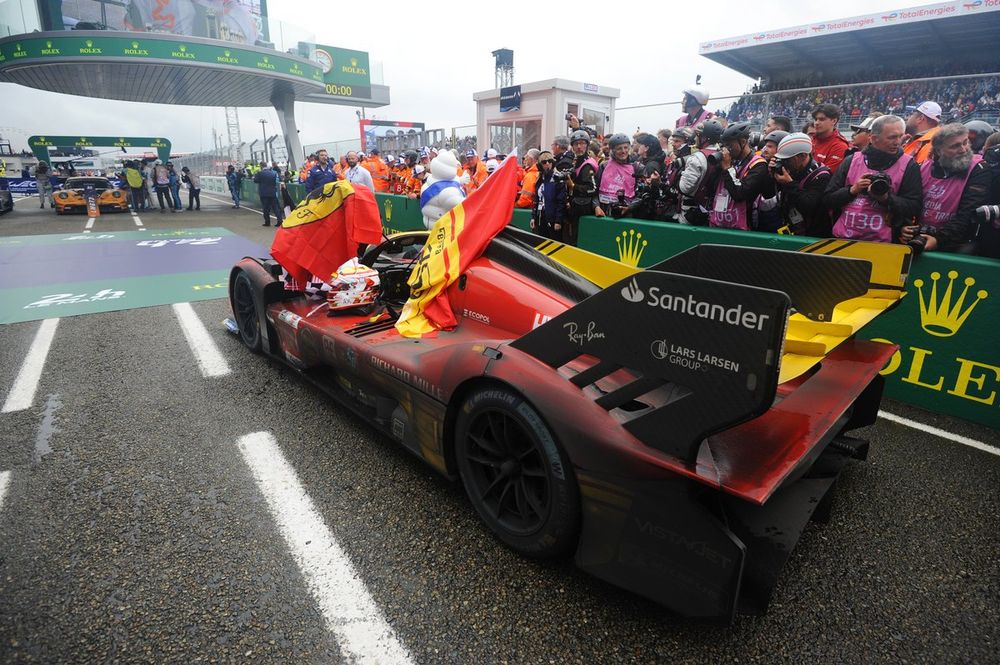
[53,177,130,214]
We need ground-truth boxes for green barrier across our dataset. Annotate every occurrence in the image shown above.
[578,216,1000,429]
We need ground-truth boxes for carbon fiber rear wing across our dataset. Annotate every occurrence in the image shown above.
[510,270,791,462]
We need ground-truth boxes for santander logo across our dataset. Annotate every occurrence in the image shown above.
[621,278,644,303]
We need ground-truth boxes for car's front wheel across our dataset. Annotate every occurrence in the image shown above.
[455,387,580,558]
[232,271,262,352]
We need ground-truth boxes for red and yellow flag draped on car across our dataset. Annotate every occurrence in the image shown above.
[270,180,384,285]
[395,153,520,338]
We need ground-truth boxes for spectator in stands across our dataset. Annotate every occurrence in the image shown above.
[565,130,601,244]
[463,149,488,193]
[811,104,850,173]
[531,151,566,241]
[903,101,942,165]
[709,122,769,230]
[824,115,922,243]
[305,149,337,194]
[677,85,713,129]
[771,133,833,237]
[764,115,792,134]
[678,119,726,226]
[515,149,540,209]
[902,123,991,254]
[847,114,881,155]
[343,151,374,190]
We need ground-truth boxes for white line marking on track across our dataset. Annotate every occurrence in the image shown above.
[3,318,60,413]
[85,217,95,230]
[131,212,144,227]
[878,410,999,458]
[172,303,230,377]
[0,470,11,512]
[200,193,263,214]
[238,432,414,665]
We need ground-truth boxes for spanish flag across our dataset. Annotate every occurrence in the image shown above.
[271,180,384,285]
[396,153,520,337]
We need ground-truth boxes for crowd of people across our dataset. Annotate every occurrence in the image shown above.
[115,159,202,213]
[724,70,1000,130]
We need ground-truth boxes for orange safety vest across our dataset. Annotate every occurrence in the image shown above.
[515,164,539,208]
[464,161,488,193]
[364,157,390,192]
[391,165,412,194]
[405,175,423,197]
[903,125,939,166]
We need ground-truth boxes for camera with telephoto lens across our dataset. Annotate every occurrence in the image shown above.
[983,144,1000,167]
[905,224,939,255]
[976,205,1000,225]
[771,157,786,174]
[705,147,723,166]
[867,172,893,197]
[747,131,765,149]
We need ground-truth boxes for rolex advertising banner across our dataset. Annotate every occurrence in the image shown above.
[45,1,264,43]
[302,43,372,100]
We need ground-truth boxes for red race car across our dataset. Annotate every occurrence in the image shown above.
[227,228,910,623]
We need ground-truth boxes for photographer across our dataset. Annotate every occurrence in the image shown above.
[824,115,922,243]
[595,134,637,218]
[754,130,788,233]
[565,130,600,245]
[676,85,713,129]
[677,119,726,225]
[901,124,994,256]
[708,122,770,230]
[770,133,833,237]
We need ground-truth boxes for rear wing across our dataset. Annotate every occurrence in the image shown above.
[504,229,910,384]
[511,270,790,462]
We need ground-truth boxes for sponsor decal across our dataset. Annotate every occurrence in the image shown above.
[217,49,239,65]
[79,39,101,55]
[882,12,899,20]
[256,55,275,70]
[278,309,303,330]
[463,308,491,325]
[583,83,599,92]
[370,356,443,399]
[914,270,987,337]
[40,40,60,55]
[634,518,735,568]
[963,0,983,8]
[12,43,28,59]
[623,280,771,332]
[124,41,149,56]
[289,63,305,76]
[564,321,606,346]
[532,312,551,329]
[650,340,741,373]
[616,229,647,267]
[171,44,195,59]
[25,289,125,309]
[340,57,367,76]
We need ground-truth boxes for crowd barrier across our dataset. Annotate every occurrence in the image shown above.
[221,184,1000,429]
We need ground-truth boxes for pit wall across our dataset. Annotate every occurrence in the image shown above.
[221,183,1000,429]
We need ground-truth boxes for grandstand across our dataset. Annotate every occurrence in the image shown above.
[700,0,1000,131]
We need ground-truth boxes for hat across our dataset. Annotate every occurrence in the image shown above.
[465,149,477,158]
[369,147,380,155]
[485,159,500,173]
[775,133,813,159]
[386,154,394,162]
[181,166,190,171]
[905,101,942,122]
[414,164,425,175]
[849,116,877,133]
[485,148,498,159]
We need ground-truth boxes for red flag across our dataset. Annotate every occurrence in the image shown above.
[396,153,519,337]
[271,181,383,285]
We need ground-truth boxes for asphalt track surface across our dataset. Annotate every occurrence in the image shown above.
[1,194,997,663]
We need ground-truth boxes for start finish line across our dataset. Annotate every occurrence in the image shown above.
[0,228,268,325]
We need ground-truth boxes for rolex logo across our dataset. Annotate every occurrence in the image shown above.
[224,50,231,57]
[46,41,52,48]
[914,270,988,337]
[263,56,268,63]
[383,198,392,222]
[85,40,93,47]
[180,44,187,51]
[132,41,139,49]
[615,229,647,267]
[351,57,358,67]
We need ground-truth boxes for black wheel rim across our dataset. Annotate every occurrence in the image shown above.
[465,408,551,535]
[233,277,259,344]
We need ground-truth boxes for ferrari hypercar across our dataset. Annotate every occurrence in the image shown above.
[53,177,130,214]
[227,229,910,623]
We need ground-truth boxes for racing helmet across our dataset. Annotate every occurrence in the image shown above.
[763,130,789,146]
[775,133,814,160]
[327,257,380,312]
[699,119,725,144]
[570,129,591,145]
[682,85,709,106]
[721,121,752,143]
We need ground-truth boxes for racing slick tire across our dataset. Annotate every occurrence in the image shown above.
[232,270,263,353]
[455,387,580,559]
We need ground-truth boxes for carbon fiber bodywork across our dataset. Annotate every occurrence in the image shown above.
[229,230,897,623]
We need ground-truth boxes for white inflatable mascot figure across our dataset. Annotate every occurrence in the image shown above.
[420,149,468,229]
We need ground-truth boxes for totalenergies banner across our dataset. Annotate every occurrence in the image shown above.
[44,0,264,44]
[699,0,1000,53]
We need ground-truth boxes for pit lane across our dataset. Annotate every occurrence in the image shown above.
[0,196,997,663]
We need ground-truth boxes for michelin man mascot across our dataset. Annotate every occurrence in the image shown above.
[420,149,469,229]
